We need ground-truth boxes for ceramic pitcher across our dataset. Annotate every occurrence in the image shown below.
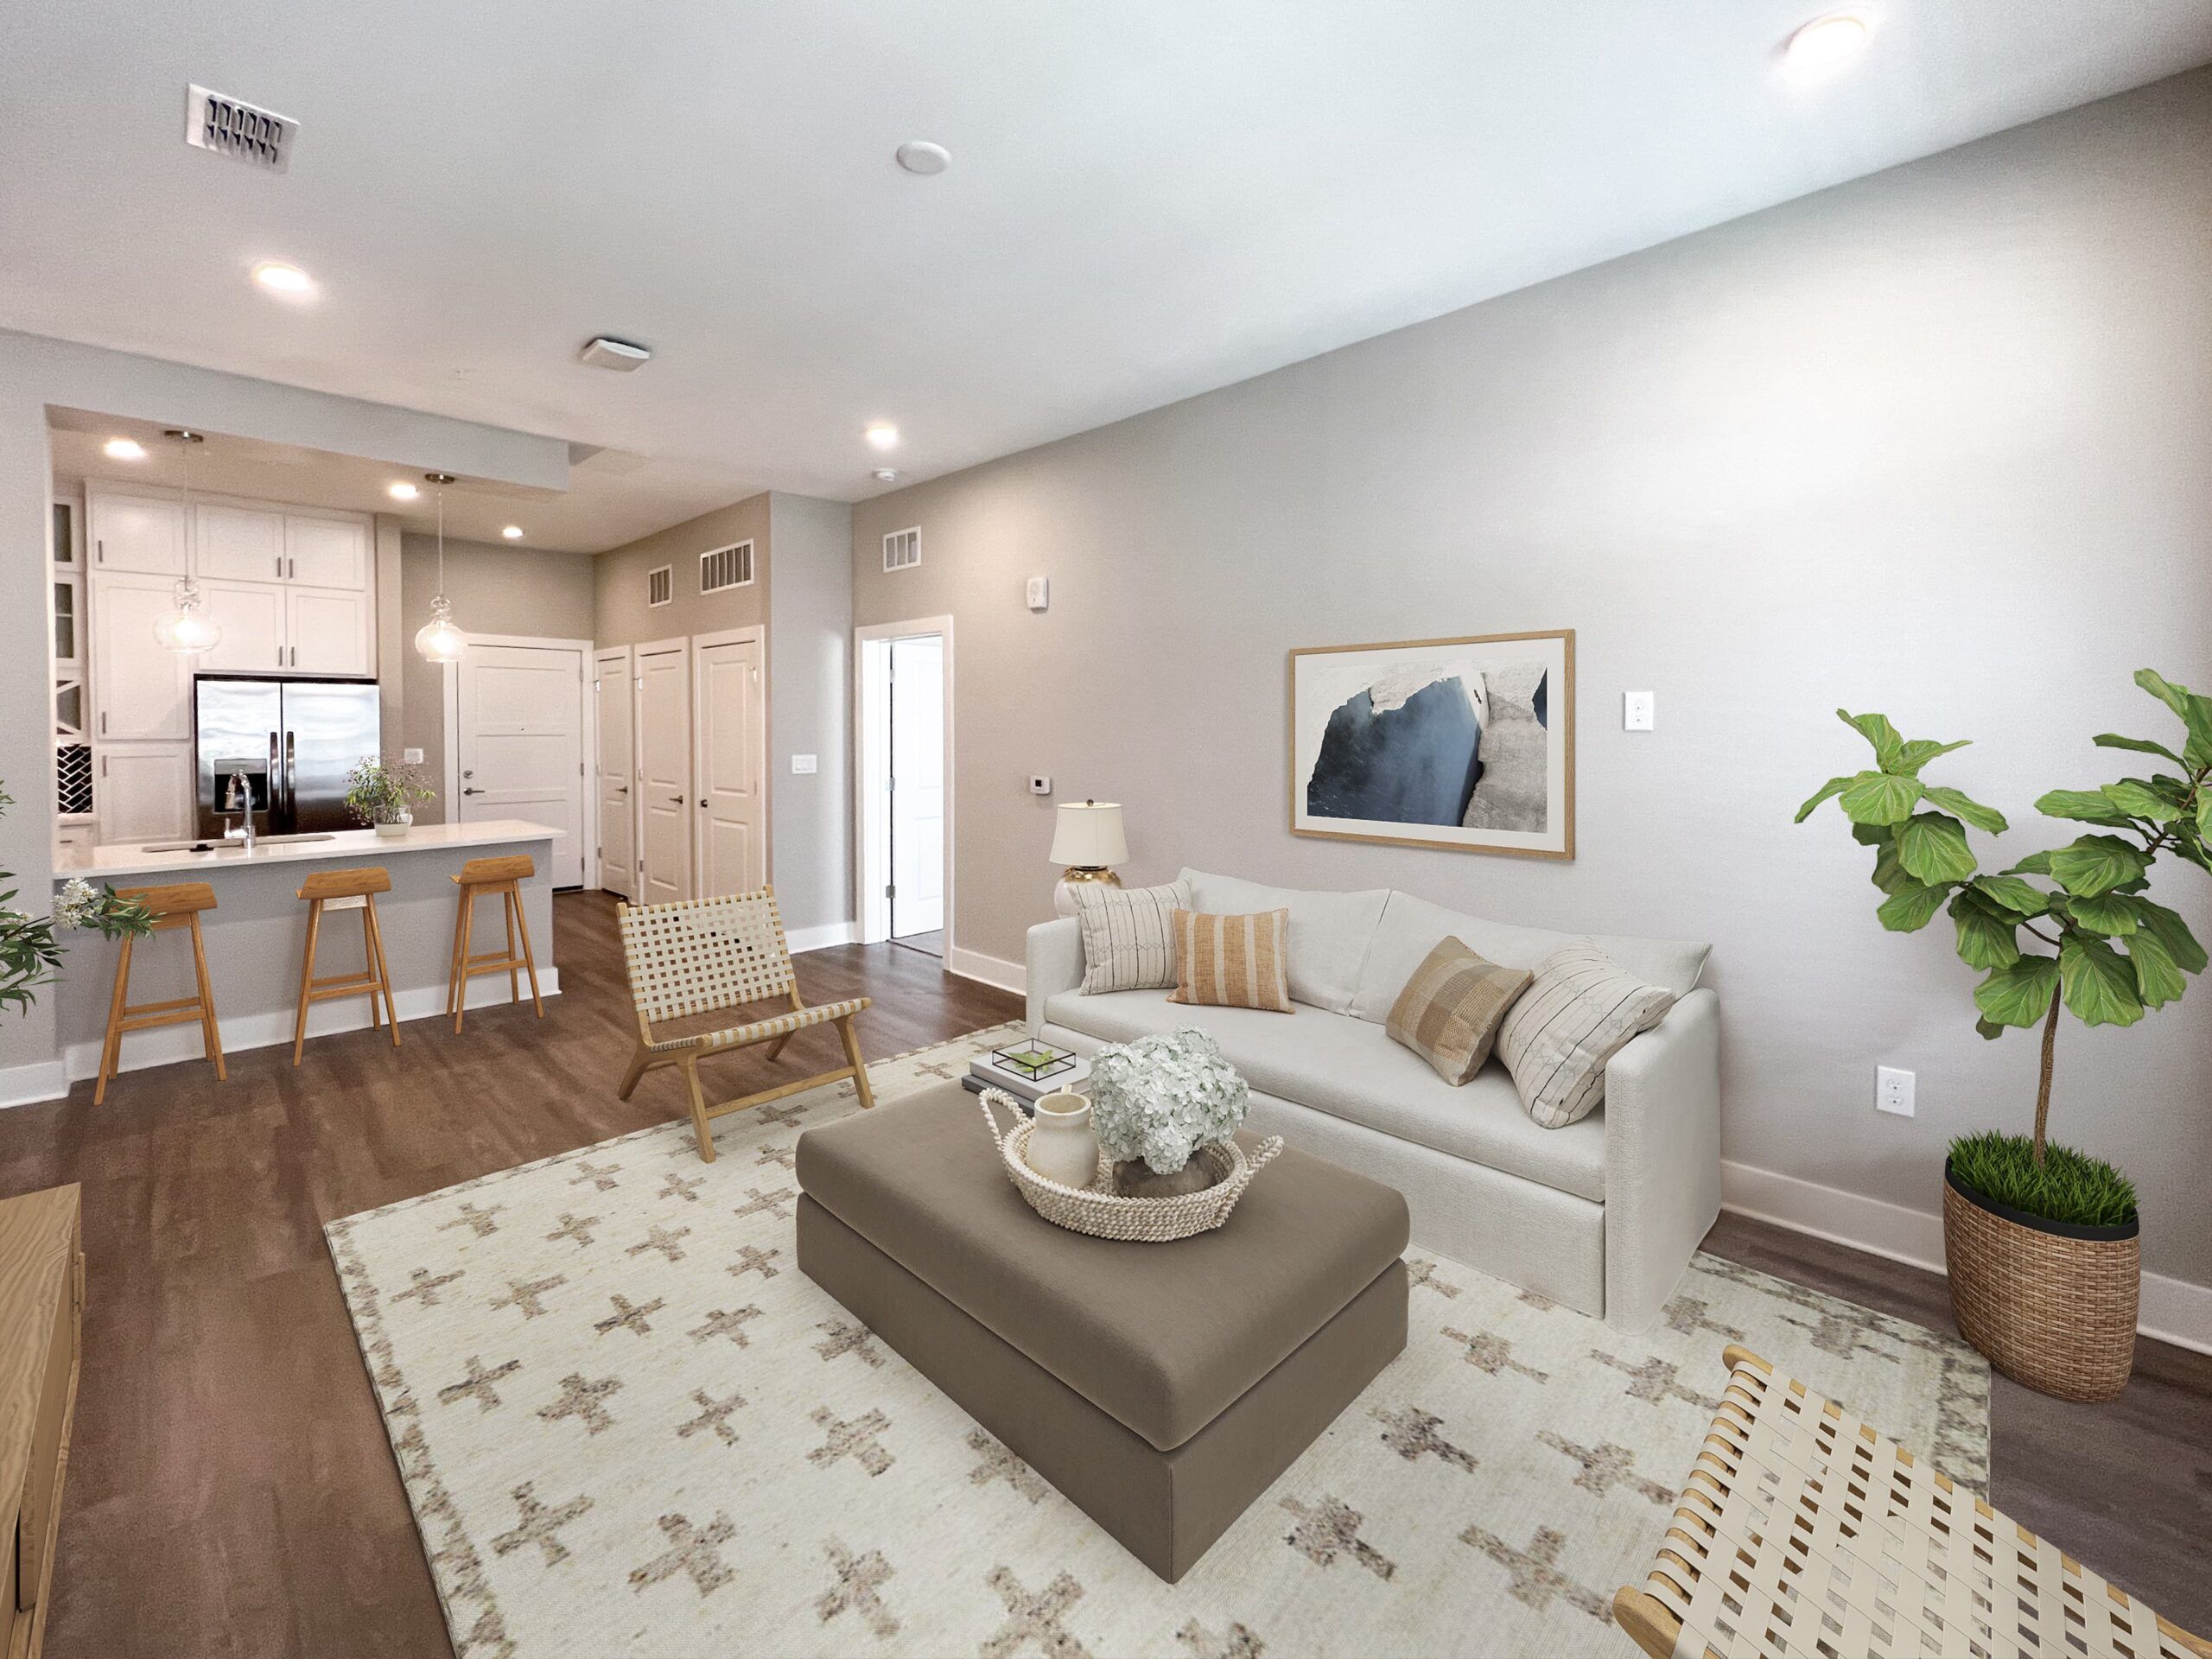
[1025,1090,1099,1190]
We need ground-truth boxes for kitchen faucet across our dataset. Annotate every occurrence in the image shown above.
[224,772,256,852]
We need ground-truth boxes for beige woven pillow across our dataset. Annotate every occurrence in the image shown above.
[1495,941,1676,1128]
[1166,909,1294,1013]
[1385,938,1533,1085]
[1074,880,1191,993]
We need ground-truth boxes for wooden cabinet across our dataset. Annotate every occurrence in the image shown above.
[95,744,194,842]
[0,1185,83,1659]
[194,504,287,583]
[201,579,287,672]
[86,487,186,575]
[88,574,191,741]
[287,587,373,676]
[284,515,369,588]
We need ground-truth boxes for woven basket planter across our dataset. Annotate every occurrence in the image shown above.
[1942,1159,2138,1402]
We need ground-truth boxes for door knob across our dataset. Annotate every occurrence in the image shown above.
[462,786,486,796]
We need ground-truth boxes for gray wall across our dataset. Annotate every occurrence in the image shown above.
[852,72,2212,1288]
[767,493,855,937]
[594,494,768,650]
[397,534,597,823]
[0,330,566,1094]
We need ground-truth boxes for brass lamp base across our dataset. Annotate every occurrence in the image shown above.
[1053,866,1122,917]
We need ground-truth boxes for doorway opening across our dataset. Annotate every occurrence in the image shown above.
[855,617,952,959]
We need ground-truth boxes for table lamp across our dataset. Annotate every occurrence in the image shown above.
[1050,799,1128,916]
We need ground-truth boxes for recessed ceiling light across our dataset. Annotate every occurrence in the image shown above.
[894,141,950,175]
[387,481,420,500]
[872,468,899,484]
[251,260,315,295]
[865,423,900,451]
[501,524,524,540]
[103,437,148,461]
[1783,11,1872,79]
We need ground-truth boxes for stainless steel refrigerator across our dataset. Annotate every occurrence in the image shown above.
[193,674,382,838]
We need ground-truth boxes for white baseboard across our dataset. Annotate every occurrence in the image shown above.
[786,922,859,955]
[0,1060,69,1109]
[44,968,563,1086]
[1722,1158,2212,1357]
[946,945,1025,995]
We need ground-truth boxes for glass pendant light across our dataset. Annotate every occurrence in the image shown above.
[153,429,222,655]
[413,472,467,663]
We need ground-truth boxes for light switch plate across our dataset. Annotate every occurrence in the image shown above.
[791,753,818,775]
[1026,575,1050,612]
[1624,690,1656,731]
[1029,775,1052,796]
[1877,1065,1915,1117]
[401,747,424,764]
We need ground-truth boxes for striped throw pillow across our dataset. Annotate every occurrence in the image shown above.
[1495,942,1676,1128]
[1166,909,1294,1013]
[1385,938,1533,1085]
[1074,880,1192,993]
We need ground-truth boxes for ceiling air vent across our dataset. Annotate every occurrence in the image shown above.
[184,84,298,173]
[700,541,753,594]
[646,565,673,607]
[883,526,921,573]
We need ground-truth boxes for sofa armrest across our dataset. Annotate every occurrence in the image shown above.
[1601,987,1721,1332]
[1026,917,1084,1035]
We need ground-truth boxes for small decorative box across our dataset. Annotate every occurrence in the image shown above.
[988,1043,1077,1085]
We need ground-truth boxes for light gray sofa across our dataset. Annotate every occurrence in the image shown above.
[1026,868,1720,1331]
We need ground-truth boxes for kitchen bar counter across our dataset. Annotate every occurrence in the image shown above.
[48,820,561,1084]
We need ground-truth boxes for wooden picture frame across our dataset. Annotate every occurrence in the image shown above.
[1287,629,1575,861]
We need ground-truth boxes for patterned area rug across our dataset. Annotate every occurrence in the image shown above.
[328,1024,1989,1659]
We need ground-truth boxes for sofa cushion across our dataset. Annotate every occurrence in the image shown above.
[1168,909,1294,1012]
[1074,879,1190,993]
[1179,868,1388,1014]
[1496,942,1675,1128]
[1385,938,1531,1084]
[1044,988,1606,1204]
[1349,890,1709,1022]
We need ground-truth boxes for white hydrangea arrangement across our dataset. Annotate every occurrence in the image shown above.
[1088,1027,1250,1175]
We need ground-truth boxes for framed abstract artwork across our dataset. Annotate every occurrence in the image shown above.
[1288,630,1574,860]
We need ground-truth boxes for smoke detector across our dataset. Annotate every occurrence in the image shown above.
[184,85,298,172]
[895,141,950,175]
[579,336,652,372]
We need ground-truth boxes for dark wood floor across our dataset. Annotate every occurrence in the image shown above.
[0,890,2202,1656]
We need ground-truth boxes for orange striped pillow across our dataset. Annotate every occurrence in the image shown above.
[1166,909,1294,1013]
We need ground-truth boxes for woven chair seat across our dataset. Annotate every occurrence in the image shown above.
[646,996,871,1055]
[1616,1346,2209,1659]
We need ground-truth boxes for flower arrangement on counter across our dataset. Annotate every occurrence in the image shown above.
[344,756,437,828]
[0,785,151,1015]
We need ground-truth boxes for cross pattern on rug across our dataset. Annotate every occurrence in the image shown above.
[327,1021,1990,1659]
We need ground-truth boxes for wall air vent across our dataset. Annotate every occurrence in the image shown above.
[646,564,673,607]
[700,541,753,594]
[883,526,921,573]
[184,84,298,173]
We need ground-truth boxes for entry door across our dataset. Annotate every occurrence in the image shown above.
[594,648,635,898]
[694,633,766,899]
[888,633,944,938]
[455,642,586,887]
[635,639,691,905]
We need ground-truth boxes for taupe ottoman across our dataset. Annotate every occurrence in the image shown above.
[795,1080,1409,1582]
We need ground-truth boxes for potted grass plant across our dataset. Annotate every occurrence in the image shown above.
[1798,670,2210,1402]
[0,784,151,1012]
[346,756,435,837]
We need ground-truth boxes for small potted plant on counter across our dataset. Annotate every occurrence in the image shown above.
[1797,670,2209,1401]
[1,784,150,1013]
[346,756,435,838]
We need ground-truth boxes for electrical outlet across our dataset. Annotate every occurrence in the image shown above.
[1624,691,1655,731]
[1026,575,1050,612]
[1877,1065,1916,1117]
[791,753,817,775]
[1029,775,1052,796]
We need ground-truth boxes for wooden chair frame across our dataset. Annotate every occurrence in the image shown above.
[292,868,399,1065]
[448,855,543,1033]
[97,883,226,1105]
[614,888,874,1162]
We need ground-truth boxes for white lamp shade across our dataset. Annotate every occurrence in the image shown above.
[1049,801,1128,867]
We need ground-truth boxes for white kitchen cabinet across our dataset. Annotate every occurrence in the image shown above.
[284,514,370,588]
[201,579,287,672]
[89,573,192,740]
[87,486,186,575]
[96,743,194,842]
[195,503,288,582]
[287,586,373,675]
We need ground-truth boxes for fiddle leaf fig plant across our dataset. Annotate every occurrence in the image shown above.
[1797,670,2211,1224]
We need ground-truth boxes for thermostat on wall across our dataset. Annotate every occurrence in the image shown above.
[1026,576,1050,612]
[791,754,818,775]
[1029,775,1052,796]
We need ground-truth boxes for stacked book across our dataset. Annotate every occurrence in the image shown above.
[963,1041,1090,1106]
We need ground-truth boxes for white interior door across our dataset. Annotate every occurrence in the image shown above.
[888,632,944,939]
[635,639,691,905]
[594,648,635,899]
[694,632,766,899]
[455,642,586,887]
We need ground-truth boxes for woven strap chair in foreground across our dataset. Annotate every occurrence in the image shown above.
[1615,1344,2210,1659]
[615,889,875,1162]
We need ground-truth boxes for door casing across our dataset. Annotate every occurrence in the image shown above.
[853,615,955,954]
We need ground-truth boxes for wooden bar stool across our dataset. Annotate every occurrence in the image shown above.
[95,881,225,1105]
[448,855,543,1033]
[293,868,400,1064]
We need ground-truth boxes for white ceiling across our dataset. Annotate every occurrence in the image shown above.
[6,2,2209,553]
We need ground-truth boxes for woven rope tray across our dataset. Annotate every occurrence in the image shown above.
[978,1088,1281,1243]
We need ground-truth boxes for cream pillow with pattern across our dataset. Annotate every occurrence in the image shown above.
[1074,880,1192,994]
[1496,941,1675,1128]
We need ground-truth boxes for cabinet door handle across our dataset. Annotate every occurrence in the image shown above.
[276,554,283,578]
[96,539,105,563]
[99,711,107,736]
[288,557,296,579]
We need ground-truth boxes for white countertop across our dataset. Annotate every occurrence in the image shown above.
[54,819,558,882]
